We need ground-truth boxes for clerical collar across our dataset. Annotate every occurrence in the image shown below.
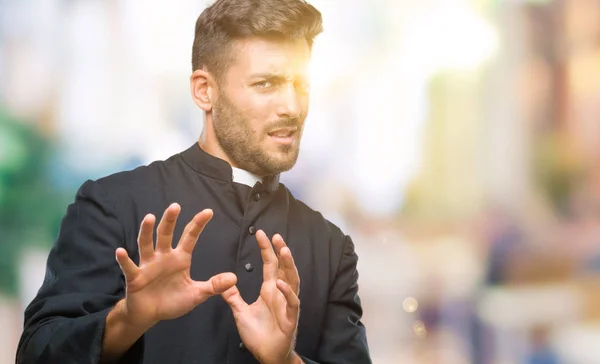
[231,166,262,187]
[180,142,280,192]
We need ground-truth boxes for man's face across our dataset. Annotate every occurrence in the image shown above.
[212,37,311,177]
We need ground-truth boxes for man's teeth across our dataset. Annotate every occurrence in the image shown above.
[271,131,293,137]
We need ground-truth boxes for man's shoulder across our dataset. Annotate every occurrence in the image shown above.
[76,152,184,207]
[93,152,182,191]
[282,187,346,242]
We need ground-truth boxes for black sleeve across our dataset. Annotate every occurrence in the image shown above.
[16,180,144,364]
[301,234,372,364]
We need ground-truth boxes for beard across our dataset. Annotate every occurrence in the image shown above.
[212,90,303,177]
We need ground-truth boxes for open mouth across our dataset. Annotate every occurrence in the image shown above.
[268,127,298,138]
[267,127,298,145]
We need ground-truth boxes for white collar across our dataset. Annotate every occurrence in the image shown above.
[231,166,262,187]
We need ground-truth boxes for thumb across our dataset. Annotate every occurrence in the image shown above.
[194,272,237,304]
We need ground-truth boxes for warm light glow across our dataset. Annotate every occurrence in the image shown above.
[413,320,428,338]
[403,297,419,313]
[402,0,499,72]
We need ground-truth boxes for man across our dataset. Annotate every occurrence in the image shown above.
[16,0,371,363]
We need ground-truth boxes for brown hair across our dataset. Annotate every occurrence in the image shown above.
[192,0,323,81]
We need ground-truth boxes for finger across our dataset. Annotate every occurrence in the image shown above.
[280,247,300,295]
[221,285,249,314]
[137,214,156,263]
[115,248,140,282]
[194,272,237,304]
[177,209,213,254]
[276,279,300,330]
[156,203,181,253]
[273,234,300,295]
[256,230,278,282]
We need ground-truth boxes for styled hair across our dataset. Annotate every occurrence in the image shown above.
[191,0,323,80]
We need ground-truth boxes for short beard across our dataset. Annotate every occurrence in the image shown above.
[212,90,302,177]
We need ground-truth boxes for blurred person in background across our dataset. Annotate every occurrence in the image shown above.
[15,0,371,363]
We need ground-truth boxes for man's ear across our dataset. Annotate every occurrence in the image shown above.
[190,69,216,112]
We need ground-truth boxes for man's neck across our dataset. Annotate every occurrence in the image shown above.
[198,134,234,168]
[197,138,262,187]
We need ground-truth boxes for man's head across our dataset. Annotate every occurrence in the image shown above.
[190,0,323,177]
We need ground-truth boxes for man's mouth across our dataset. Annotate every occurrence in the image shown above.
[267,126,299,145]
[267,127,298,138]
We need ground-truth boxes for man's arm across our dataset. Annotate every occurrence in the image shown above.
[302,234,372,364]
[17,180,237,364]
[16,180,144,364]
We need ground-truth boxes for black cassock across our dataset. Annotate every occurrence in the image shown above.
[17,143,371,364]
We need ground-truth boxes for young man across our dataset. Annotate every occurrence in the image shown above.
[17,0,371,363]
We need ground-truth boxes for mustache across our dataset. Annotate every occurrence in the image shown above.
[266,118,301,132]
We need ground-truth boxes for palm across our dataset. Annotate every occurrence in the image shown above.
[125,250,198,322]
[115,204,236,327]
[240,286,291,344]
[222,231,300,364]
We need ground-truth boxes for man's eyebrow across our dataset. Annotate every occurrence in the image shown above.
[249,73,287,80]
[249,73,310,84]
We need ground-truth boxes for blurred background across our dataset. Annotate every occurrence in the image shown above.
[1,0,600,362]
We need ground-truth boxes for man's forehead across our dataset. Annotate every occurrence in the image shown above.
[230,37,311,75]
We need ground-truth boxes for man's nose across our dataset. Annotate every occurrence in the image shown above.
[276,83,301,118]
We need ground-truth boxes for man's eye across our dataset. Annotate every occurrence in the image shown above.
[254,81,272,89]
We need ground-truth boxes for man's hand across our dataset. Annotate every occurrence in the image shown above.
[115,203,237,327]
[222,230,302,364]
[102,203,237,362]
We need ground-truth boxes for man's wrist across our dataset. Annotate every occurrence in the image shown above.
[259,350,303,364]
[101,300,154,362]
[286,351,303,364]
[109,299,156,336]
[285,351,304,364]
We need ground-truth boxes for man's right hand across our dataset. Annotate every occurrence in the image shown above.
[101,203,236,362]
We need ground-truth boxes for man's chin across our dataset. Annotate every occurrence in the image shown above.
[259,155,299,175]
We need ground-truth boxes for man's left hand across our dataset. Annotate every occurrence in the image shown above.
[222,230,302,364]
